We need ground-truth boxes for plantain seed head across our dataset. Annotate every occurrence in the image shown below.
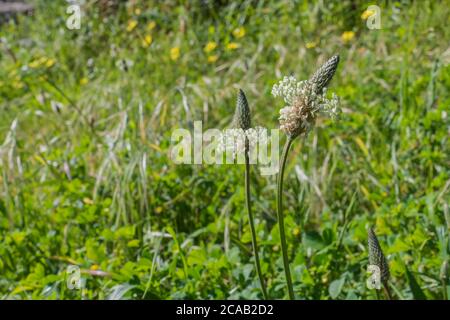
[309,55,340,94]
[440,260,448,281]
[233,89,251,130]
[368,227,390,285]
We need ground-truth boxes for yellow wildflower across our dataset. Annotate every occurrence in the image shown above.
[204,41,217,53]
[226,42,240,50]
[147,21,156,30]
[126,20,138,32]
[13,81,24,89]
[45,58,55,68]
[170,47,180,61]
[29,60,41,69]
[83,197,94,205]
[361,9,375,20]
[305,40,318,49]
[90,264,99,271]
[29,56,53,69]
[142,34,153,48]
[232,27,246,38]
[11,231,26,244]
[207,55,218,63]
[80,77,89,85]
[360,185,370,198]
[127,239,140,247]
[134,8,141,15]
[341,31,355,43]
[292,227,301,237]
[155,206,163,214]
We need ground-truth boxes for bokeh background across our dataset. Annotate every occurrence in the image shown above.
[0,0,449,299]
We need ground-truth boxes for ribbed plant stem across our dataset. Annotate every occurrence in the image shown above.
[442,279,448,300]
[383,283,393,300]
[245,143,268,299]
[277,137,295,300]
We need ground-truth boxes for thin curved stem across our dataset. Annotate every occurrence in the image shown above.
[245,143,268,299]
[277,137,295,300]
[383,282,393,300]
[442,279,448,300]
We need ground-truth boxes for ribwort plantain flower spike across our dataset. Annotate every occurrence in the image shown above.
[272,55,341,299]
[368,227,390,285]
[272,55,340,139]
[441,260,449,300]
[309,55,340,94]
[220,89,267,159]
[276,82,339,139]
[229,89,268,298]
[233,89,251,130]
[441,260,449,281]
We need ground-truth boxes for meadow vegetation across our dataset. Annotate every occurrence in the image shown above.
[0,0,449,299]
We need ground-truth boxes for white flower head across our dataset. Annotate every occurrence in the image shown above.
[218,126,268,160]
[217,128,246,157]
[272,77,340,138]
[271,76,309,105]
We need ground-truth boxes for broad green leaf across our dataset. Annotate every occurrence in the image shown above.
[329,276,346,299]
[405,266,426,300]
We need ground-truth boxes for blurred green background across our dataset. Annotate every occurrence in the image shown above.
[0,0,449,299]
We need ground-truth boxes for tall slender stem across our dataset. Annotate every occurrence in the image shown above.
[277,137,295,300]
[375,290,381,300]
[245,141,268,299]
[383,283,393,300]
[440,260,448,300]
[442,279,448,300]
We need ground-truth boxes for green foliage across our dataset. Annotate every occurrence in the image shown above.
[0,0,449,299]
